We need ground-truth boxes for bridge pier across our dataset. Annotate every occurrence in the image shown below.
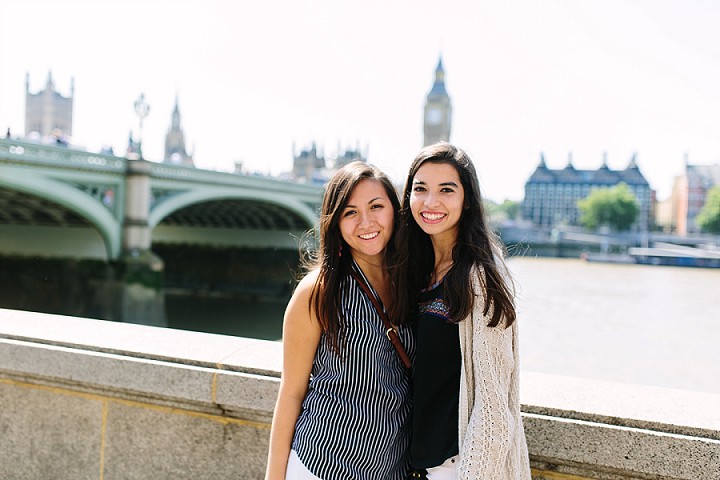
[121,159,166,326]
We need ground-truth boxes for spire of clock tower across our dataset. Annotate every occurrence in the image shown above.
[163,96,194,167]
[423,55,452,146]
[430,57,447,95]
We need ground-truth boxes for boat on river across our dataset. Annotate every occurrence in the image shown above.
[582,243,720,268]
[628,243,720,268]
[580,252,636,264]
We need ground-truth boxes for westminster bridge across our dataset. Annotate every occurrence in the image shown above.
[0,137,323,326]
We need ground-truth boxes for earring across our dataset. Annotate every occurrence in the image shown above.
[338,243,343,257]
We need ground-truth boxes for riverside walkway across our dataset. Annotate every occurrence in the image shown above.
[1,308,718,479]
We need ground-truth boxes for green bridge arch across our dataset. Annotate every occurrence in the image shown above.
[0,168,121,259]
[148,188,318,230]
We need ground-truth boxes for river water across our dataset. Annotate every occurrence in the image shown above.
[166,257,720,395]
[508,257,720,395]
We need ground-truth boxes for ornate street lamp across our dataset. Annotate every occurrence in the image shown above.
[133,93,150,159]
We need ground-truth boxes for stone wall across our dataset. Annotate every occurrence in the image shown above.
[1,308,718,480]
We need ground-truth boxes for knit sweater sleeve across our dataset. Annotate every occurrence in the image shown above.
[458,312,517,478]
[457,267,530,479]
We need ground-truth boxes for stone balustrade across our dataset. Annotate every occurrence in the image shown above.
[1,308,718,480]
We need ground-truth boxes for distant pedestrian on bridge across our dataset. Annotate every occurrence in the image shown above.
[392,142,531,480]
[266,161,414,480]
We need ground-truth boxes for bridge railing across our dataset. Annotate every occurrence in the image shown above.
[0,137,126,172]
[1,308,718,480]
[150,162,324,196]
[0,138,324,200]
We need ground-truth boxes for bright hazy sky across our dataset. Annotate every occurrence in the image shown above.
[1,0,719,202]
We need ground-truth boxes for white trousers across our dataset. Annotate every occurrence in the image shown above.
[426,455,458,480]
[286,450,322,480]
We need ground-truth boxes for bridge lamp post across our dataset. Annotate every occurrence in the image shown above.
[124,92,164,326]
[133,93,150,159]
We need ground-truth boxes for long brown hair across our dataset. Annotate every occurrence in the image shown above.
[390,142,516,328]
[304,161,400,353]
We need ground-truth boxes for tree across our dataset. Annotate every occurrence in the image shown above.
[696,186,720,234]
[498,200,520,220]
[578,183,639,231]
[484,199,520,225]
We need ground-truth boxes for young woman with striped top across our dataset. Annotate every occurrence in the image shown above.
[265,161,414,480]
[392,143,531,480]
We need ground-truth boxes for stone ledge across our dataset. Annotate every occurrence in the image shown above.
[0,336,279,417]
[3,308,720,434]
[0,308,282,417]
[521,371,720,441]
[524,412,720,480]
[2,308,720,479]
[0,307,282,376]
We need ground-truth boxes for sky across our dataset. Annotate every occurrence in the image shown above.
[1,0,719,203]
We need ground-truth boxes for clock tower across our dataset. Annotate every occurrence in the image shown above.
[164,96,194,167]
[423,56,452,146]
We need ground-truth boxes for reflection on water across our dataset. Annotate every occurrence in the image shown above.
[508,257,720,394]
[166,293,286,341]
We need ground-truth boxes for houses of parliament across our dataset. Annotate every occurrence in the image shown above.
[18,58,453,183]
[21,71,194,168]
[290,56,452,181]
[13,60,717,234]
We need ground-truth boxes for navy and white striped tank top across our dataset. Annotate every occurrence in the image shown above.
[291,263,415,480]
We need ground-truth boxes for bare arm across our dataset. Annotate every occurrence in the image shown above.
[265,272,322,480]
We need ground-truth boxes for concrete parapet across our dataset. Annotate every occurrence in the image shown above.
[1,308,718,480]
[522,372,720,479]
[0,308,281,479]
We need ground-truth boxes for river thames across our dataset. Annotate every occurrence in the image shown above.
[508,257,720,395]
[167,257,720,395]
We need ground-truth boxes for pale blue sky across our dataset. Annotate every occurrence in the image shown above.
[1,0,719,202]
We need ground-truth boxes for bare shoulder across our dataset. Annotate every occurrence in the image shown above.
[284,269,321,329]
[290,269,320,304]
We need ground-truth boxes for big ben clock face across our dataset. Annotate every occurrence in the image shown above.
[426,107,442,125]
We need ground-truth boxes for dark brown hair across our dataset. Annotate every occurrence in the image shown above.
[390,142,516,328]
[304,161,401,353]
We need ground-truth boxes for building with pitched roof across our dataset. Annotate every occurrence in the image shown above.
[521,152,654,231]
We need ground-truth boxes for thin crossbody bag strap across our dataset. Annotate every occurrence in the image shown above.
[349,270,412,370]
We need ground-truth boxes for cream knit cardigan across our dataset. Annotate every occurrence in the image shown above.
[457,266,532,479]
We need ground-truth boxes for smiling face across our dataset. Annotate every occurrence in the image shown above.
[410,161,465,246]
[339,178,395,266]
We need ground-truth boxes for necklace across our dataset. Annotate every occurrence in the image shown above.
[432,260,453,284]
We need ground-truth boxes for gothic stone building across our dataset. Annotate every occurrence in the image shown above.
[423,56,452,147]
[521,153,654,231]
[291,143,367,184]
[25,71,74,140]
[291,55,449,182]
[164,97,194,167]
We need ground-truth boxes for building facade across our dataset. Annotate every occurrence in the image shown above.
[25,71,74,140]
[292,142,326,181]
[521,153,654,231]
[671,159,720,235]
[290,143,367,183]
[423,56,452,146]
[333,145,366,169]
[164,97,194,167]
